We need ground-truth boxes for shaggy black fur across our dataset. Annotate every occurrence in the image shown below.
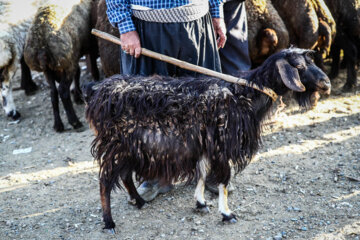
[84,48,331,230]
[325,0,360,91]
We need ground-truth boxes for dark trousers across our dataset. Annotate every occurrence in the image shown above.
[219,1,251,74]
[120,13,222,76]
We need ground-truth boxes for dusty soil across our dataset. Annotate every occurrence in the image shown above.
[0,66,359,240]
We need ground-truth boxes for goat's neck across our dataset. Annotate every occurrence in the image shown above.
[249,62,290,95]
[244,64,289,122]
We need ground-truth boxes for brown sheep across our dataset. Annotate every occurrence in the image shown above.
[24,0,99,132]
[271,0,336,69]
[245,0,290,66]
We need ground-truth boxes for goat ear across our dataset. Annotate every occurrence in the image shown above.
[276,58,306,92]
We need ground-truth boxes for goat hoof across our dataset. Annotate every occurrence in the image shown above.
[222,213,237,223]
[54,122,65,132]
[196,201,210,213]
[103,227,116,234]
[71,121,83,130]
[103,221,116,233]
[127,197,145,209]
[7,110,21,120]
[136,198,146,209]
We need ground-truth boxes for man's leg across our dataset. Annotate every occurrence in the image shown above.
[219,1,251,74]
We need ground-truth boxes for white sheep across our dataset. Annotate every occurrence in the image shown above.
[0,0,45,119]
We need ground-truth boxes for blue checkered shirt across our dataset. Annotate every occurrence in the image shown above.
[106,0,223,34]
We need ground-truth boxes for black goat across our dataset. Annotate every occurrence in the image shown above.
[325,0,360,91]
[84,48,331,231]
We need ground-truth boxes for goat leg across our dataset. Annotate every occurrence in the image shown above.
[72,65,84,104]
[100,178,116,231]
[218,183,237,223]
[20,56,37,95]
[1,77,20,120]
[342,38,357,91]
[121,172,145,209]
[194,157,210,213]
[44,70,64,132]
[328,39,341,80]
[88,45,100,81]
[58,72,83,129]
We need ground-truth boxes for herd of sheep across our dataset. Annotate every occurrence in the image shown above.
[0,0,359,130]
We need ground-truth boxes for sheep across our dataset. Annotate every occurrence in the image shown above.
[24,0,99,132]
[94,0,120,77]
[245,0,290,66]
[85,0,101,81]
[271,0,336,69]
[83,48,331,231]
[324,0,360,91]
[0,0,44,120]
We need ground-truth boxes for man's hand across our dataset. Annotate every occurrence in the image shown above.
[212,18,227,49]
[120,31,142,58]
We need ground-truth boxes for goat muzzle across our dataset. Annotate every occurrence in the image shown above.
[318,78,331,95]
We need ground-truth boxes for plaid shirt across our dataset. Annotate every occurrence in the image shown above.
[106,0,223,34]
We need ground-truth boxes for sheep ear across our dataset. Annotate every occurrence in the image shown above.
[276,58,306,92]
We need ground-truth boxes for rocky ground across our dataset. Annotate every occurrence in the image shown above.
[0,66,359,240]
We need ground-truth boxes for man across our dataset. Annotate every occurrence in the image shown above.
[106,0,227,76]
[105,0,227,201]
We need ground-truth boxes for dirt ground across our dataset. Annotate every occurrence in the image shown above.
[0,65,359,240]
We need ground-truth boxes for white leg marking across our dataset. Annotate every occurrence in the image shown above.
[194,157,210,205]
[1,79,16,115]
[218,183,232,216]
[194,178,206,205]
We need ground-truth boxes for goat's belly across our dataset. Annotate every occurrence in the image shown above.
[124,129,201,181]
[141,130,194,155]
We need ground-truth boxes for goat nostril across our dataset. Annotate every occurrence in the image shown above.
[320,78,331,86]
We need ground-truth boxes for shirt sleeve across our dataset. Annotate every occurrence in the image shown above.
[105,0,136,34]
[209,0,224,18]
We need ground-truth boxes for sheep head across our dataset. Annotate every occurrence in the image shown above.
[257,28,278,57]
[274,48,331,107]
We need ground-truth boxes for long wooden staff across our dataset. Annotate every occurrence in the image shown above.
[91,29,278,101]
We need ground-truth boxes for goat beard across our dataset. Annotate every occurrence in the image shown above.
[294,91,319,109]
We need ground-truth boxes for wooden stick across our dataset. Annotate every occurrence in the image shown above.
[91,29,278,101]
